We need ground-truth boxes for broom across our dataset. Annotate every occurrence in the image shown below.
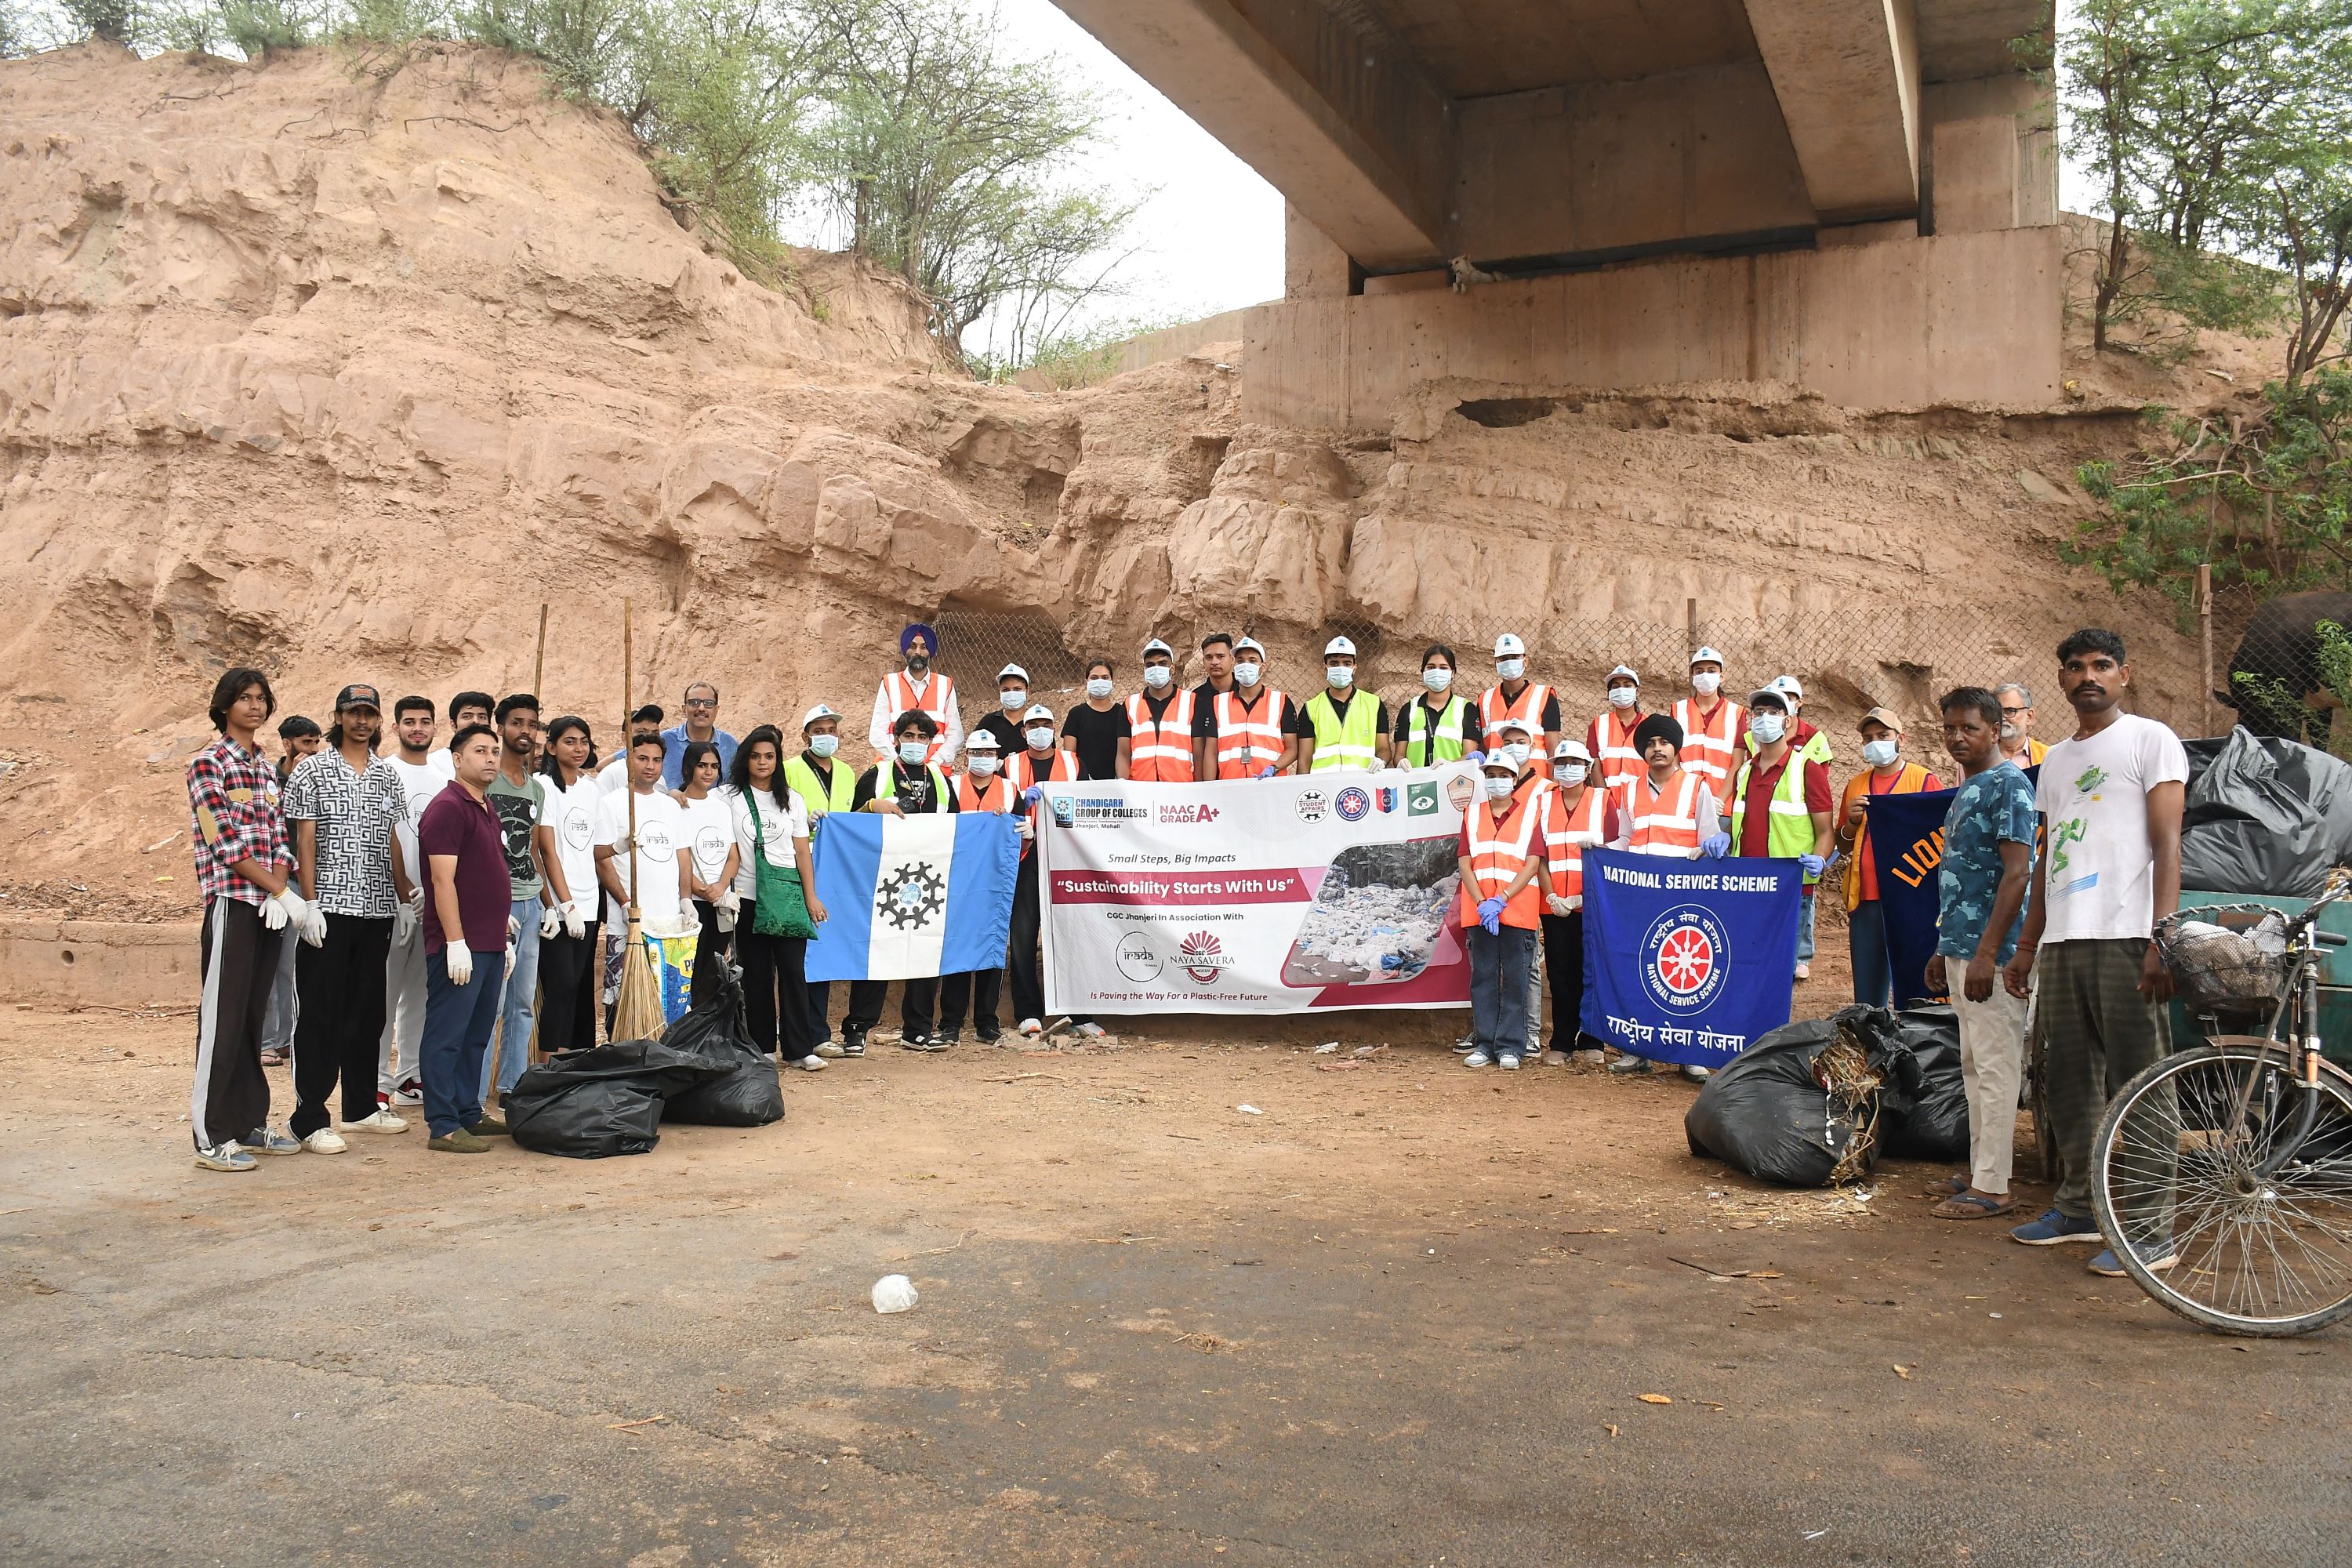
[612,597,669,1042]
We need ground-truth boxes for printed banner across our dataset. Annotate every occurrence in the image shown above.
[646,930,699,1022]
[805,813,1021,982]
[1864,787,1959,1007]
[1580,849,1802,1069]
[1040,765,1482,1013]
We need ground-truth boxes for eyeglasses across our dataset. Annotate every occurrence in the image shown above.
[684,699,717,711]
[2000,706,2030,717]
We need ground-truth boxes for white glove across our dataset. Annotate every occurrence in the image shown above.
[715,901,737,934]
[539,904,561,940]
[445,943,474,985]
[393,899,419,945]
[299,898,328,948]
[506,914,521,945]
[263,888,299,931]
[1017,815,1035,840]
[717,887,740,915]
[562,899,586,940]
[1546,894,1575,916]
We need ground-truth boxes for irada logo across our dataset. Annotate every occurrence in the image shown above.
[1641,905,1730,1012]
[1177,930,1233,985]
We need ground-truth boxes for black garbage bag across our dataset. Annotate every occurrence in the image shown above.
[2180,730,2352,896]
[505,1039,731,1159]
[1684,1006,1913,1186]
[1879,1005,1969,1161]
[659,963,786,1128]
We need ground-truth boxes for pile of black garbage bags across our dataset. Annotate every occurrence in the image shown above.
[503,965,786,1158]
[1685,1004,1967,1187]
[2180,729,2352,897]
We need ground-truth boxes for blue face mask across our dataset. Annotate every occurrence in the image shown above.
[1423,667,1454,693]
[1327,665,1354,688]
[809,734,839,759]
[1087,677,1113,700]
[1750,713,1786,746]
[898,739,929,766]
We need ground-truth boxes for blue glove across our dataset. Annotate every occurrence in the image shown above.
[1257,765,1277,779]
[1700,833,1731,859]
[1476,896,1504,935]
[1022,785,1043,805]
[1464,750,1484,768]
[1798,853,1825,877]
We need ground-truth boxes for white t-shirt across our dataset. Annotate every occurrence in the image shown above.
[677,792,737,895]
[544,771,604,914]
[2034,713,2190,944]
[595,754,631,798]
[383,754,443,889]
[593,787,685,931]
[727,786,811,898]
[426,747,455,782]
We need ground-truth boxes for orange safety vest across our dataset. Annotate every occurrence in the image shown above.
[1479,682,1555,752]
[1587,709,1647,789]
[1211,687,1289,778]
[1838,761,1933,910]
[1542,782,1610,907]
[1622,768,1706,858]
[1671,695,1744,804]
[1457,793,1545,931]
[956,771,1013,814]
[880,670,958,765]
[1126,688,1198,782]
[1003,749,1078,793]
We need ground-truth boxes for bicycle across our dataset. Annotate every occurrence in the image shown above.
[2089,875,2352,1336]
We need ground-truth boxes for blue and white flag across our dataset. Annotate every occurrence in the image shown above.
[1581,849,1803,1069]
[804,813,1020,982]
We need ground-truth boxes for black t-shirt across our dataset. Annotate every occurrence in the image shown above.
[1392,694,1482,765]
[1061,703,1132,781]
[850,763,960,814]
[973,711,1023,757]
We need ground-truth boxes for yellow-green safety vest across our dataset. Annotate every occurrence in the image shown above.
[783,753,858,829]
[1305,689,1381,772]
[1730,753,1822,884]
[875,763,952,807]
[1399,695,1468,768]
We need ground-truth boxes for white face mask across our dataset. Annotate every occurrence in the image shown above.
[1607,685,1638,710]
[968,754,1000,777]
[1483,775,1516,802]
[1233,662,1261,687]
[1558,763,1588,786]
[1142,665,1173,689]
[1423,667,1454,693]
[1086,677,1113,700]
[897,739,929,766]
[1326,665,1354,688]
[1000,688,1026,710]
[808,734,839,759]
[1495,657,1524,681]
[1750,713,1786,745]
[1502,741,1530,768]
[1692,670,1722,696]
[1862,738,1900,768]
[1025,726,1055,751]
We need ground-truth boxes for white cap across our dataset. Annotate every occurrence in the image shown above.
[1235,637,1266,657]
[964,729,1000,750]
[1481,752,1519,773]
[1324,636,1357,657]
[1494,632,1526,658]
[1142,637,1174,657]
[998,663,1029,683]
[800,703,840,729]
[1022,703,1056,724]
[1606,663,1639,685]
[1690,646,1726,668]
[1771,673,1804,701]
[1553,738,1592,764]
[1497,717,1533,739]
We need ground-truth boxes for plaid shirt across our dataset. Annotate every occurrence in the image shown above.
[187,735,296,906]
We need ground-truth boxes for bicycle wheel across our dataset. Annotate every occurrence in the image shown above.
[2092,1044,2352,1336]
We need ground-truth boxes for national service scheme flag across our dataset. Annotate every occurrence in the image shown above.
[1580,849,1803,1069]
[804,813,1020,982]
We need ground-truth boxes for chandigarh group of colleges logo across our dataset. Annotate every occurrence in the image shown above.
[1642,904,1730,1011]
[1114,930,1233,986]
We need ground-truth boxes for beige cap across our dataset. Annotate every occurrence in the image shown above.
[1860,706,1904,732]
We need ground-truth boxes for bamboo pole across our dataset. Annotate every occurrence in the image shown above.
[612,597,666,1040]
[2198,563,2214,739]
[532,602,549,699]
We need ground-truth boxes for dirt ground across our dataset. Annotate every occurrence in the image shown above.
[5,985,2346,1568]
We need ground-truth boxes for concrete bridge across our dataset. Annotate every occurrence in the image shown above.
[1051,0,2060,426]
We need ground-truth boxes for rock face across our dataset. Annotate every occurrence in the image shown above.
[0,42,2198,916]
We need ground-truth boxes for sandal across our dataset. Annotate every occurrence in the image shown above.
[1922,1175,1969,1199]
[1931,1192,2016,1219]
[259,1048,287,1068]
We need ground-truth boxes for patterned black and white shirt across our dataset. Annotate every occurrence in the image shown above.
[282,747,408,917]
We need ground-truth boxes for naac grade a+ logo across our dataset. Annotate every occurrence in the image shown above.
[1641,904,1729,1011]
[876,862,948,931]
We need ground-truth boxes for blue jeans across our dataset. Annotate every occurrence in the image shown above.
[1797,891,1817,964]
[1848,899,1891,1007]
[423,945,506,1137]
[1467,924,1535,1059]
[485,895,543,1098]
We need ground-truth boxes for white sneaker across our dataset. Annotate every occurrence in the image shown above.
[1017,1018,1044,1037]
[1793,963,1812,981]
[302,1127,348,1154]
[1541,1049,1569,1067]
[793,1054,829,1072]
[813,1041,846,1058]
[1464,1051,1492,1068]
[390,1077,423,1106]
[1073,1022,1107,1040]
[240,1127,302,1156]
[1679,1064,1711,1083]
[1571,1049,1606,1067]
[343,1109,408,1134]
[1498,1054,1522,1071]
[194,1142,258,1173]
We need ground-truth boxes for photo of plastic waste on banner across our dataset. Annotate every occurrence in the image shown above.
[645,929,699,1023]
[1039,765,1480,1014]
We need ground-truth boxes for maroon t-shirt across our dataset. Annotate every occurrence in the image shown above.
[416,782,510,954]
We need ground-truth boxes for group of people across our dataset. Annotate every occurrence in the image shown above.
[183,619,2190,1278]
